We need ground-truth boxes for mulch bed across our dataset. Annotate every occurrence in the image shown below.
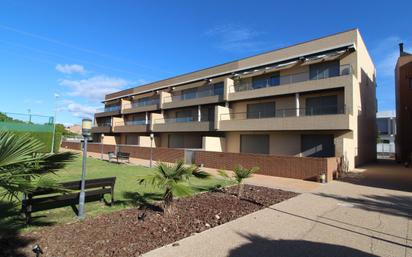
[1,185,298,257]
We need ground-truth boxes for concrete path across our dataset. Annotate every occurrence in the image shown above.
[141,161,412,257]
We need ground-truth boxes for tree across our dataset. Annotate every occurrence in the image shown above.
[137,160,209,216]
[0,130,75,200]
[219,165,259,199]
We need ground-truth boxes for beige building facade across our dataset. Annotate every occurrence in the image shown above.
[91,29,376,170]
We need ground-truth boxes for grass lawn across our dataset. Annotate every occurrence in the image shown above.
[0,153,230,233]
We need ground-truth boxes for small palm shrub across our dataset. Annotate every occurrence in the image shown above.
[137,160,209,215]
[219,165,259,199]
[0,130,74,200]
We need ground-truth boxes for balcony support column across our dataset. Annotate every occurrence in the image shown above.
[145,112,148,125]
[295,93,300,117]
[197,105,201,122]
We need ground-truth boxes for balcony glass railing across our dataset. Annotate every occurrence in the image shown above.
[154,116,212,124]
[124,120,148,125]
[96,105,121,113]
[231,64,352,93]
[123,99,160,110]
[113,120,148,126]
[164,88,223,103]
[93,122,112,127]
[220,105,346,120]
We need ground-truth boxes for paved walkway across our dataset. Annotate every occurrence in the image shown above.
[141,161,412,257]
[63,150,412,256]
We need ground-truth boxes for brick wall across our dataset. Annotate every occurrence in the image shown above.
[61,142,184,164]
[61,142,336,182]
[117,145,184,163]
[61,141,81,151]
[194,150,337,181]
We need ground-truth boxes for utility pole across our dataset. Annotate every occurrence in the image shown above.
[50,93,59,153]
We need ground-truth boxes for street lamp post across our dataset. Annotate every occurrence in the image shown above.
[78,118,92,219]
[150,133,154,168]
[50,93,59,154]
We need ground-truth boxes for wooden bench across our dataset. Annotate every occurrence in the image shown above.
[22,177,116,224]
[108,151,130,163]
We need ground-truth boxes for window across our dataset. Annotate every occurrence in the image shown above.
[305,95,338,115]
[252,77,268,89]
[269,73,280,86]
[201,106,215,121]
[181,88,197,100]
[176,109,195,122]
[377,118,389,135]
[213,82,224,96]
[309,60,340,80]
[240,135,269,154]
[168,134,202,149]
[247,102,276,119]
[125,134,138,145]
[301,134,335,157]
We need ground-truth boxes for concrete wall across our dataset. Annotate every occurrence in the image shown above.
[203,136,226,152]
[353,30,377,167]
[225,131,345,158]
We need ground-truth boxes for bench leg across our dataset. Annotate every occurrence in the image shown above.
[25,212,31,225]
[111,189,114,206]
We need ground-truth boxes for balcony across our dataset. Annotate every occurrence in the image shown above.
[95,105,121,118]
[228,65,353,101]
[152,117,212,132]
[218,106,351,131]
[91,122,112,133]
[162,89,223,109]
[122,99,160,114]
[112,120,149,133]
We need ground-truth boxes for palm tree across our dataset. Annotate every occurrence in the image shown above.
[219,165,259,199]
[0,130,74,200]
[137,160,209,215]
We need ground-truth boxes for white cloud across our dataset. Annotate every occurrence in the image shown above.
[204,24,273,53]
[56,64,86,74]
[59,75,130,100]
[57,100,97,119]
[67,102,96,119]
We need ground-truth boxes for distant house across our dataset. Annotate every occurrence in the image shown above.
[66,124,81,135]
[377,111,396,157]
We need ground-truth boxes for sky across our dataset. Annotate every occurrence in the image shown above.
[0,0,411,125]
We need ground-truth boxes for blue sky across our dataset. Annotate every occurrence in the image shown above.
[0,0,411,125]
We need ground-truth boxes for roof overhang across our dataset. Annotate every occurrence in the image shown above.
[103,43,356,102]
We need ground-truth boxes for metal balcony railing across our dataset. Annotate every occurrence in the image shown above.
[154,116,212,124]
[163,88,223,103]
[96,105,121,113]
[93,122,112,127]
[231,64,352,93]
[220,105,346,120]
[123,99,160,109]
[121,120,148,126]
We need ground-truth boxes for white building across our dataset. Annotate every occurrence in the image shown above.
[377,111,396,156]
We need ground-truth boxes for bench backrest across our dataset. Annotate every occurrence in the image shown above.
[28,177,116,197]
[117,152,130,158]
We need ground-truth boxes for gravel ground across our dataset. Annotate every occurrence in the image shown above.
[1,185,298,257]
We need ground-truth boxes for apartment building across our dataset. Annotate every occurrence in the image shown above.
[91,29,376,170]
[395,43,412,164]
